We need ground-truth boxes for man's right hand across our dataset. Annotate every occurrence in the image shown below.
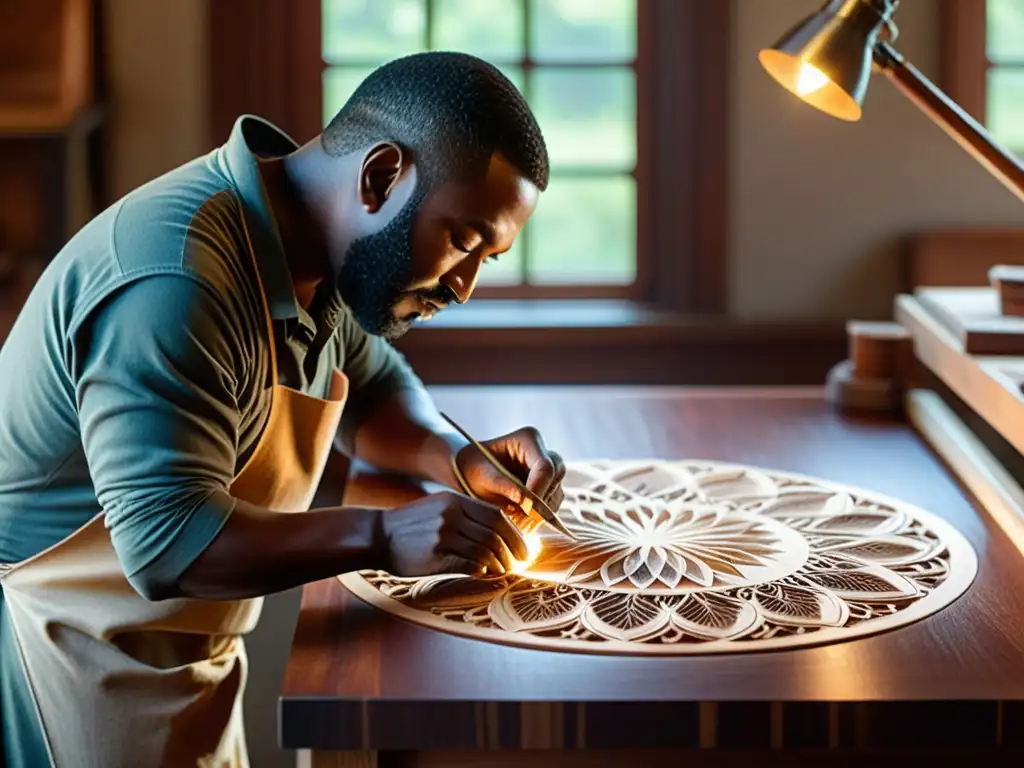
[381,490,529,577]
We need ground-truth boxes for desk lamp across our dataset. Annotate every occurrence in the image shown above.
[759,0,1024,412]
[759,0,1024,201]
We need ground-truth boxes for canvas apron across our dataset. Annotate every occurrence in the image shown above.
[0,243,348,767]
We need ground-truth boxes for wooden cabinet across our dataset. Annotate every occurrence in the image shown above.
[0,0,105,281]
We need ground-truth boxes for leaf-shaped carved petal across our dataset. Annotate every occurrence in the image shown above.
[759,491,847,520]
[649,483,700,504]
[581,593,672,642]
[488,583,586,633]
[405,575,508,609]
[570,506,606,529]
[623,548,646,578]
[806,553,865,571]
[600,507,645,538]
[807,509,906,536]
[600,548,641,587]
[681,555,714,587]
[672,593,763,640]
[628,563,658,590]
[659,549,685,588]
[695,469,779,502]
[646,546,668,581]
[753,583,848,627]
[650,507,673,529]
[556,545,623,584]
[815,535,942,567]
[625,506,650,529]
[802,566,921,601]
[683,542,779,568]
[611,464,695,496]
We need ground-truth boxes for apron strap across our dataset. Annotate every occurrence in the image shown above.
[235,191,281,389]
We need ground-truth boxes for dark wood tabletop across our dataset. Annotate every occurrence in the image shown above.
[281,386,1024,753]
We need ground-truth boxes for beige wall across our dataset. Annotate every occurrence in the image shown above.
[732,0,1024,320]
[104,0,209,199]
[101,0,1024,319]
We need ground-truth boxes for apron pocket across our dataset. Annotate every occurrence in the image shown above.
[109,628,238,670]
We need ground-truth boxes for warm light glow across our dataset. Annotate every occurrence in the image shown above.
[795,61,829,95]
[509,532,544,574]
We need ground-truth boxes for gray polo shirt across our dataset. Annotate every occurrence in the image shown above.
[0,115,421,765]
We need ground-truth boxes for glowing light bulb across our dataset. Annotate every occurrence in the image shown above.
[509,531,544,574]
[795,62,829,96]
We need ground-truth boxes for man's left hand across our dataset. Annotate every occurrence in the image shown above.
[453,426,566,531]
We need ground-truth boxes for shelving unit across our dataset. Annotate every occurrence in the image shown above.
[0,0,106,283]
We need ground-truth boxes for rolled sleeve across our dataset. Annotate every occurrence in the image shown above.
[334,308,424,453]
[73,274,244,600]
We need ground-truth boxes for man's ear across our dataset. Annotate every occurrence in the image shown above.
[358,142,404,213]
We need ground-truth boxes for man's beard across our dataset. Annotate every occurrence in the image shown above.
[337,195,456,341]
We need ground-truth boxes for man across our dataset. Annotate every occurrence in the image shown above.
[0,52,564,767]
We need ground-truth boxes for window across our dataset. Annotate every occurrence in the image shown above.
[208,0,729,316]
[986,0,1024,153]
[321,0,638,296]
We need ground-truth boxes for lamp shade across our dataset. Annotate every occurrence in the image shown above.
[758,0,896,121]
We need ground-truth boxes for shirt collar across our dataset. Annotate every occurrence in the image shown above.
[218,115,302,321]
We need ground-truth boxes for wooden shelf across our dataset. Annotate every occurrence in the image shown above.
[0,102,105,137]
[0,0,105,261]
[895,293,1024,456]
[915,286,1024,355]
[0,0,96,126]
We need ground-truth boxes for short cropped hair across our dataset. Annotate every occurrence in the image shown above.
[321,51,548,192]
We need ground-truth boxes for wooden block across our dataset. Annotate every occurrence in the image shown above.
[846,320,911,380]
[914,286,1024,355]
[990,264,1024,317]
[825,359,902,414]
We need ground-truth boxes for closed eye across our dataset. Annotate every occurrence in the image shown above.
[450,231,472,253]
[450,227,505,262]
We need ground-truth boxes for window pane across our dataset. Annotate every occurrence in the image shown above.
[493,65,525,96]
[476,238,525,286]
[527,175,635,285]
[322,0,425,62]
[988,68,1024,152]
[529,0,636,63]
[434,0,524,61]
[323,66,379,124]
[530,68,635,169]
[987,0,1024,62]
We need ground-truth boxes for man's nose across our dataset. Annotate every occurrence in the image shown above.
[441,254,483,304]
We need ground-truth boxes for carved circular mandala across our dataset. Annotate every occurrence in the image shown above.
[339,460,978,655]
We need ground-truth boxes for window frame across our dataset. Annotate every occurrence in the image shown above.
[941,0,1000,129]
[208,0,730,314]
[320,1,641,299]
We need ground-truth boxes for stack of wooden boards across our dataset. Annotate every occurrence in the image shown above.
[896,264,1024,456]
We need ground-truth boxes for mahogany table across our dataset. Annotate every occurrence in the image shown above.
[280,386,1024,767]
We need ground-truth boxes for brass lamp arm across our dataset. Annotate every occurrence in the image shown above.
[872,41,1024,206]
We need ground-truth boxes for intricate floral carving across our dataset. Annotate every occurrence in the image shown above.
[340,461,977,654]
[528,475,809,592]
